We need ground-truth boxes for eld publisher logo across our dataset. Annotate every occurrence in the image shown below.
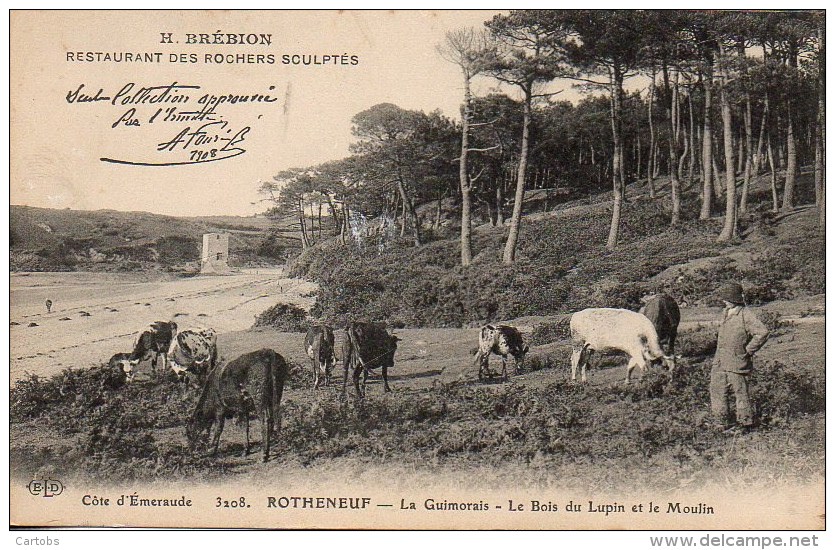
[28,479,64,498]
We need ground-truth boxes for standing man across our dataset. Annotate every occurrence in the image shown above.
[710,282,770,434]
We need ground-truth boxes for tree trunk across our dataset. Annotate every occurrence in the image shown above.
[667,65,682,226]
[712,131,723,199]
[687,90,697,184]
[502,85,532,264]
[782,107,797,211]
[496,180,505,226]
[783,41,799,211]
[647,67,657,198]
[717,54,738,243]
[767,131,779,212]
[700,78,714,220]
[753,95,769,176]
[739,87,753,214]
[340,202,349,244]
[395,175,421,246]
[817,24,826,227]
[636,134,643,182]
[317,201,323,239]
[298,198,310,249]
[458,69,474,266]
[606,67,626,249]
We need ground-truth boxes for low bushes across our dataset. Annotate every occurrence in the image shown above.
[14,347,824,485]
[253,303,310,332]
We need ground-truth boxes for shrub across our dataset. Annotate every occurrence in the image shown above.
[253,303,309,332]
[530,317,571,346]
[751,361,826,426]
[676,327,717,360]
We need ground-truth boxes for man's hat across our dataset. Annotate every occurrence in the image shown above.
[719,282,745,305]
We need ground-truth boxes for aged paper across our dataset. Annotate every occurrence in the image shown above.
[9,10,825,530]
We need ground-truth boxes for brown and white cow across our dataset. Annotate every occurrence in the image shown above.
[474,324,529,382]
[128,321,178,373]
[570,308,675,384]
[341,321,399,399]
[168,327,218,379]
[304,325,336,389]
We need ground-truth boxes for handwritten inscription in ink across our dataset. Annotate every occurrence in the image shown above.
[65,82,277,166]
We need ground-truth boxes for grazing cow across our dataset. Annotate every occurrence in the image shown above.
[474,324,529,382]
[167,327,218,379]
[107,352,136,384]
[304,325,336,389]
[639,294,681,356]
[45,299,53,313]
[186,349,288,462]
[129,321,178,373]
[341,321,399,399]
[570,308,675,384]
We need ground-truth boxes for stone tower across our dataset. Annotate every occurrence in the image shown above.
[200,233,230,274]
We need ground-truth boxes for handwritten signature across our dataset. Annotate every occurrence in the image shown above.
[101,121,249,166]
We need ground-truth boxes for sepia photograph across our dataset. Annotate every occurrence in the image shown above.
[8,9,826,530]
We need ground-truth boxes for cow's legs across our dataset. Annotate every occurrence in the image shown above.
[382,365,391,392]
[341,358,350,400]
[626,358,640,384]
[571,346,583,382]
[262,410,272,463]
[353,365,363,398]
[211,416,225,456]
[361,367,369,397]
[501,356,508,382]
[474,351,485,380]
[242,413,250,457]
[312,358,321,391]
[324,359,333,387]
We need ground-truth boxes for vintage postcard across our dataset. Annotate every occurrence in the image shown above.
[9,10,825,530]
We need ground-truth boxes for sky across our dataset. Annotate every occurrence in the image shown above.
[11,10,542,217]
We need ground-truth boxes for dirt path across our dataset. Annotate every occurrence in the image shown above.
[9,270,316,382]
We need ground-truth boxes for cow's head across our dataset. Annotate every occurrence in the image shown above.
[185,414,212,452]
[384,334,401,368]
[121,361,135,383]
[108,354,135,383]
[660,354,679,377]
[170,362,189,381]
[513,343,529,369]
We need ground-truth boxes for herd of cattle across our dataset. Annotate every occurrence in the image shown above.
[103,294,681,462]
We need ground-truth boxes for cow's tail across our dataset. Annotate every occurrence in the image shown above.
[346,326,366,370]
[270,351,288,429]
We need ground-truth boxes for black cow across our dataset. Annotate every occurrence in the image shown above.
[129,321,178,373]
[341,321,399,399]
[186,349,288,463]
[639,294,681,356]
[304,325,336,389]
[474,324,529,381]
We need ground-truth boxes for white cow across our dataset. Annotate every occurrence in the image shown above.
[569,308,676,383]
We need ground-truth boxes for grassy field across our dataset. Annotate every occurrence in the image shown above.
[9,170,825,511]
[10,295,825,494]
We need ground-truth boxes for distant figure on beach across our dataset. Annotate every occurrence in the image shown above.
[45,299,53,313]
